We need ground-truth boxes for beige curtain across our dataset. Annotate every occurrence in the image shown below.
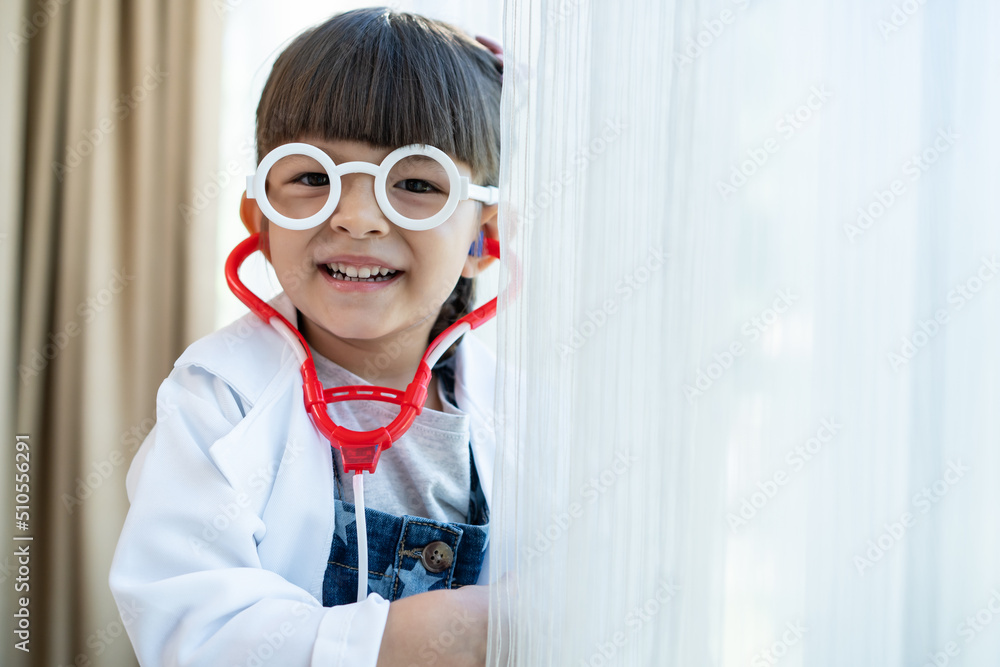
[2,1,222,665]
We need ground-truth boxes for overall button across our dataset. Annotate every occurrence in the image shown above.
[420,541,454,573]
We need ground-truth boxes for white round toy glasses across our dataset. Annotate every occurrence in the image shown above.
[245,143,499,232]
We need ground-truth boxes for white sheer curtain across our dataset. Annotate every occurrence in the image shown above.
[491,1,1000,665]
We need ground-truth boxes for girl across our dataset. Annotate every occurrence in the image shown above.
[109,8,507,666]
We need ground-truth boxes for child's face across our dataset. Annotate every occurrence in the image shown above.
[241,138,496,357]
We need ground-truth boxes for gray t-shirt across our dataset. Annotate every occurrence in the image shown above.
[311,349,472,524]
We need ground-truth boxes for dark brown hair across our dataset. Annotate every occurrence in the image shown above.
[255,7,501,365]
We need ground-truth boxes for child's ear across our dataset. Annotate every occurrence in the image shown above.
[240,193,271,261]
[461,203,499,278]
[240,192,262,235]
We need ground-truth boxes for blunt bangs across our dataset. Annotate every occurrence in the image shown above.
[256,7,501,185]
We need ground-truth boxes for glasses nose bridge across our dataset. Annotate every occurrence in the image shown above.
[329,160,389,234]
[334,160,384,205]
[335,160,381,190]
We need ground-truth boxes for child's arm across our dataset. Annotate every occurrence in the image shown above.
[110,365,391,666]
[378,571,518,665]
[377,585,488,666]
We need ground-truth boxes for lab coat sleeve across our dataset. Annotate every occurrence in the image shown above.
[109,365,390,667]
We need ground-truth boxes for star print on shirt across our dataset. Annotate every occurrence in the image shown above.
[333,509,354,547]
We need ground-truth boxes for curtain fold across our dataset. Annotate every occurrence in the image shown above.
[491,1,1000,665]
[4,2,221,665]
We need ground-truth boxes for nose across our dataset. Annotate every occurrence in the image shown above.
[328,173,391,238]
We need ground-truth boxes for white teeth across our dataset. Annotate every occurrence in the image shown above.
[326,262,399,281]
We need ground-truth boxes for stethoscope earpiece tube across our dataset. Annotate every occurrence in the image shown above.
[353,472,369,602]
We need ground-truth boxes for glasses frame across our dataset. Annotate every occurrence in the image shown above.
[245,142,499,231]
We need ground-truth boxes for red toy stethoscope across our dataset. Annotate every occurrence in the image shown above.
[225,232,500,475]
[225,231,501,601]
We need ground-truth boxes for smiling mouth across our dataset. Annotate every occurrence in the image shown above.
[322,264,403,283]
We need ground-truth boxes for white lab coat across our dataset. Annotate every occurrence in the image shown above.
[109,293,503,667]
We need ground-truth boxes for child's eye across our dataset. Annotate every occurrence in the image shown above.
[396,179,440,194]
[296,172,329,187]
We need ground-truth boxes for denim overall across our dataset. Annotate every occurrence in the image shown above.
[322,358,490,606]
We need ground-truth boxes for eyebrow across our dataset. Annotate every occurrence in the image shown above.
[321,151,384,164]
[398,155,440,166]
[294,144,369,164]
[334,153,441,165]
[299,146,456,169]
